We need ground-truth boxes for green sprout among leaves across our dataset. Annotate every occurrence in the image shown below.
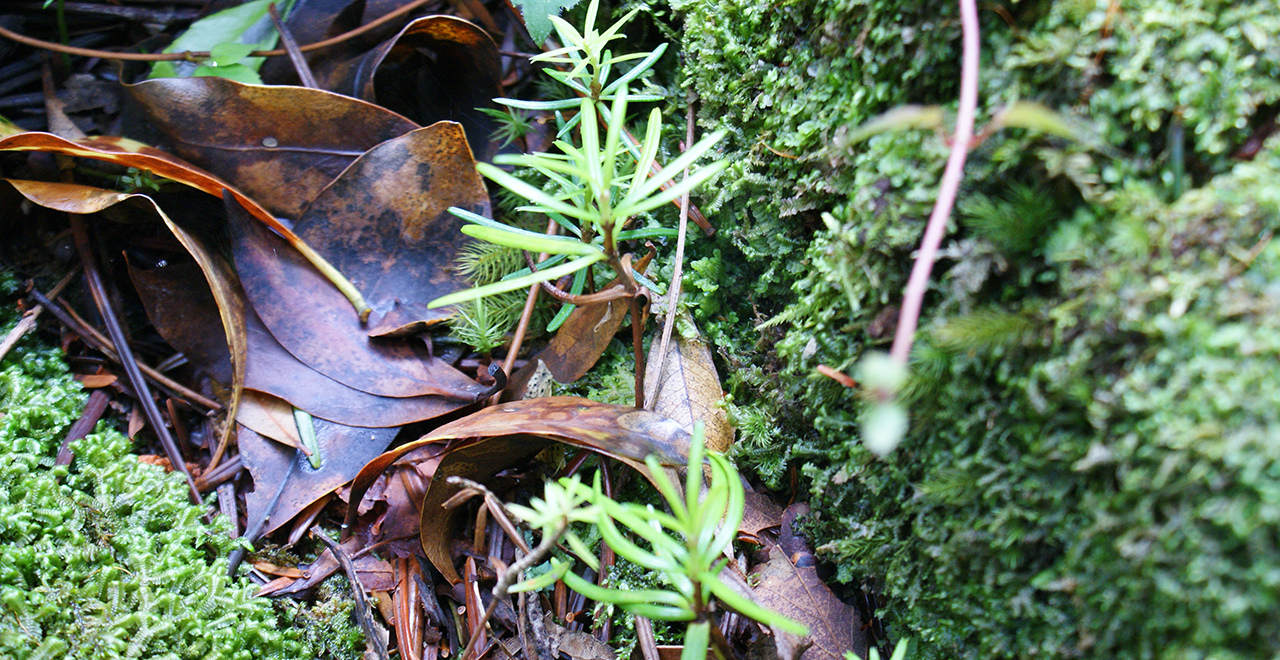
[427,0,728,312]
[508,425,809,660]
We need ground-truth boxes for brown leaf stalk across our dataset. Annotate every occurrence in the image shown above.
[645,91,697,411]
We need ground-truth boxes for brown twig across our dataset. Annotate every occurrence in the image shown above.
[888,0,980,366]
[491,219,559,406]
[0,0,435,63]
[267,2,318,89]
[69,214,202,505]
[313,528,392,660]
[645,91,698,411]
[29,289,222,412]
[458,515,567,660]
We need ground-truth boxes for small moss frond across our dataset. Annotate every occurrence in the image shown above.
[934,308,1037,354]
[457,241,525,286]
[961,184,1059,253]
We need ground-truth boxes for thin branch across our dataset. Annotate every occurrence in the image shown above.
[267,1,317,89]
[459,518,568,660]
[645,91,697,411]
[491,219,558,406]
[888,0,981,365]
[70,215,202,504]
[0,0,435,63]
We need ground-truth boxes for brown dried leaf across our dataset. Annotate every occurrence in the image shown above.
[127,259,234,384]
[293,121,490,337]
[227,191,489,400]
[236,390,303,449]
[3,179,248,465]
[242,299,473,427]
[341,397,691,583]
[124,76,420,219]
[643,315,732,452]
[751,543,866,660]
[294,15,503,162]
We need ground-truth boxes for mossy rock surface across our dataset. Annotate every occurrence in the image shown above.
[669,0,1280,656]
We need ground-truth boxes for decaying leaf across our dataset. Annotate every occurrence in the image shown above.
[239,421,398,537]
[227,191,488,400]
[3,178,249,465]
[299,15,503,162]
[236,390,304,449]
[127,259,234,385]
[242,303,476,427]
[292,121,491,337]
[751,542,865,660]
[124,76,420,219]
[340,397,691,582]
[0,131,370,316]
[504,257,653,399]
[643,314,732,452]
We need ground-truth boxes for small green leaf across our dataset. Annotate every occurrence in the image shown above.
[208,42,256,67]
[460,225,602,257]
[509,559,571,593]
[192,64,263,85]
[515,0,586,44]
[427,253,604,308]
[681,622,711,660]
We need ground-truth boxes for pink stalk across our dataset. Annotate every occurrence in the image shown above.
[889,0,981,365]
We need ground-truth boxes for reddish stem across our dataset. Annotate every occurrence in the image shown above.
[889,0,981,365]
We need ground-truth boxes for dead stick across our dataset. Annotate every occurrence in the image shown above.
[314,528,391,660]
[267,2,318,89]
[630,295,645,409]
[645,91,698,411]
[69,214,202,505]
[0,271,74,362]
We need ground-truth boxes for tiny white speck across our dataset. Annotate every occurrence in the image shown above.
[262,137,278,148]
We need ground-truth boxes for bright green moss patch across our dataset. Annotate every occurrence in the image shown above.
[0,317,318,659]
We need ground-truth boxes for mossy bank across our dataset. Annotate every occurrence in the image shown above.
[0,277,362,660]
[667,0,1280,657]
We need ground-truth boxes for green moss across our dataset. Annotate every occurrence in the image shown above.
[0,313,323,659]
[668,0,1280,656]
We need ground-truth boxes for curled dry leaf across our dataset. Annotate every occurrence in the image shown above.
[2,178,248,465]
[126,259,234,384]
[297,15,503,162]
[0,130,368,318]
[124,76,420,219]
[643,314,732,452]
[341,397,692,583]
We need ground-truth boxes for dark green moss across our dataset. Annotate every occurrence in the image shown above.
[668,0,1280,656]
